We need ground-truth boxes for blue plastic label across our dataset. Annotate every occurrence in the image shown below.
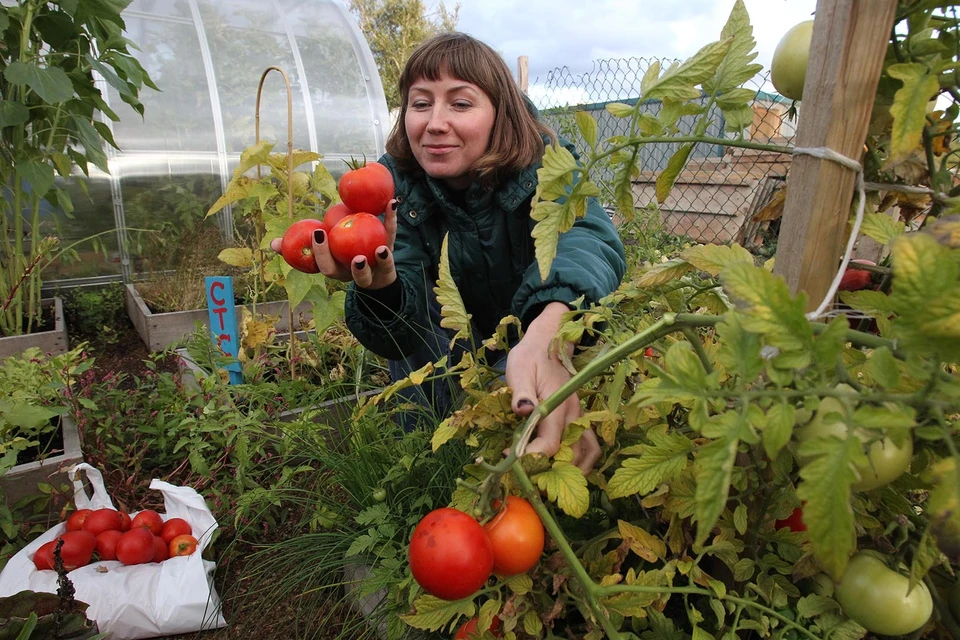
[205,276,243,385]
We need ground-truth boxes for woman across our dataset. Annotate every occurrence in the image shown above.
[282,33,626,473]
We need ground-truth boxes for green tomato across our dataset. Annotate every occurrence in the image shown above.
[771,20,814,100]
[835,552,932,636]
[797,397,913,491]
[372,488,387,502]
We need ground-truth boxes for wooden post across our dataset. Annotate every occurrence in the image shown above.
[772,0,897,309]
[517,55,529,94]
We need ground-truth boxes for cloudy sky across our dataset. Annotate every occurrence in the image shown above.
[430,0,817,107]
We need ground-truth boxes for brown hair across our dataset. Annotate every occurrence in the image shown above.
[385,32,556,188]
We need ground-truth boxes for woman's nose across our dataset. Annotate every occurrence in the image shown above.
[425,107,449,133]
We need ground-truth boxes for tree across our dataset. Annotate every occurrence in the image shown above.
[348,0,459,110]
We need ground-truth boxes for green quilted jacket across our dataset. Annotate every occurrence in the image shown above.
[344,140,627,360]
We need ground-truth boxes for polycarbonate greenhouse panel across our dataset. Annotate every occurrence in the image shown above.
[39,0,388,285]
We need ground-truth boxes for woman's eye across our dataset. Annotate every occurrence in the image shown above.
[453,101,471,109]
[411,101,430,109]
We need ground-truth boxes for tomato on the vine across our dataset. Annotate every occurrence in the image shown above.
[774,506,806,533]
[483,496,545,577]
[338,161,394,215]
[280,219,327,273]
[835,552,932,636]
[454,615,502,639]
[327,213,388,267]
[408,507,493,601]
[771,20,813,100]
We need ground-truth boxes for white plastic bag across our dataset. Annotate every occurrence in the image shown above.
[0,463,227,639]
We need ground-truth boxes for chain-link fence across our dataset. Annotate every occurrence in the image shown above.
[530,57,796,254]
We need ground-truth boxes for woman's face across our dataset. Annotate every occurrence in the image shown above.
[404,71,495,190]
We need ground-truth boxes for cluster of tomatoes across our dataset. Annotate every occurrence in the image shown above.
[408,496,545,638]
[31,507,199,572]
[280,161,393,274]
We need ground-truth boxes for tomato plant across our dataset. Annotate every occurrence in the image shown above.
[327,213,388,267]
[131,509,164,536]
[774,506,806,533]
[338,161,394,215]
[82,508,123,537]
[835,552,933,635]
[483,496,545,577]
[322,202,352,228]
[454,616,501,639]
[95,530,123,562]
[169,534,198,557]
[280,219,327,274]
[66,509,93,532]
[116,528,155,565]
[770,19,813,100]
[408,508,493,600]
[160,518,192,544]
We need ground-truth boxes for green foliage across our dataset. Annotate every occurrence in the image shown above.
[0,0,156,336]
[0,589,103,639]
[59,283,127,349]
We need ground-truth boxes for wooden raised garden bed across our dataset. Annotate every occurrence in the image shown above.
[0,298,69,360]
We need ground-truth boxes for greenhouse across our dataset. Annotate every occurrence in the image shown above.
[49,0,389,285]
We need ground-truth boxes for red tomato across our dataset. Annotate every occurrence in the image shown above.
[408,507,493,601]
[775,506,807,533]
[116,528,156,565]
[455,616,502,639]
[42,531,97,571]
[33,541,55,571]
[327,213,388,267]
[838,260,874,292]
[95,530,123,561]
[161,518,193,544]
[152,535,169,563]
[131,509,164,536]
[644,347,655,358]
[322,202,353,228]
[119,511,132,531]
[169,534,198,557]
[338,162,394,215]
[483,496,545,577]
[280,219,327,274]
[66,509,93,532]
[82,508,123,536]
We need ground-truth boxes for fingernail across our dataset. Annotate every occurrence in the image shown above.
[354,258,366,270]
[313,229,325,244]
[517,399,534,409]
[377,248,388,260]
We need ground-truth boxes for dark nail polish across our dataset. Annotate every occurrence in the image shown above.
[377,248,388,260]
[517,399,534,409]
[354,259,366,270]
[313,229,325,244]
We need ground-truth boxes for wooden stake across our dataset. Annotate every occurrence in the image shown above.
[517,55,529,94]
[772,0,897,310]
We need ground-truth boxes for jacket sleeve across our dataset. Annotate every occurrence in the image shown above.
[512,194,626,324]
[344,218,435,361]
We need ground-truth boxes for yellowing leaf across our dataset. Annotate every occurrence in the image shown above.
[534,461,589,518]
[399,595,474,631]
[605,102,635,118]
[607,428,693,499]
[886,64,940,168]
[232,140,274,180]
[926,458,960,562]
[433,234,472,345]
[217,247,254,268]
[702,0,762,94]
[644,38,733,101]
[531,200,576,281]
[751,187,786,222]
[636,259,694,288]
[680,243,754,276]
[535,143,577,201]
[859,212,905,246]
[575,111,598,148]
[618,520,667,562]
[656,144,694,204]
[431,417,461,452]
[206,176,256,217]
[721,262,812,353]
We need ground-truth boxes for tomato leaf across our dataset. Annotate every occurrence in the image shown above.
[721,262,813,353]
[702,0,762,95]
[217,248,253,269]
[575,111,598,148]
[694,416,742,546]
[761,402,795,461]
[885,63,940,169]
[399,595,474,631]
[503,573,533,595]
[865,346,900,389]
[618,520,667,562]
[433,234,472,346]
[636,259,695,288]
[206,176,257,218]
[909,528,941,591]
[680,244,754,277]
[607,428,693,499]
[656,143,694,204]
[531,199,576,282]
[859,212,906,246]
[534,461,589,518]
[925,457,960,562]
[605,102,635,118]
[716,313,763,382]
[642,38,732,102]
[431,417,461,452]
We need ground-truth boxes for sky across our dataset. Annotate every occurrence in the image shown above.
[429,0,818,107]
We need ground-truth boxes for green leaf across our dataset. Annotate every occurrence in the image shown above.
[865,346,900,389]
[796,437,861,578]
[85,54,133,98]
[716,313,763,382]
[4,62,74,104]
[534,461,589,518]
[0,100,29,128]
[886,63,940,168]
[811,316,848,374]
[312,163,340,203]
[838,289,895,315]
[69,115,108,173]
[605,102,635,118]
[232,140,275,180]
[15,160,55,198]
[909,528,941,590]
[859,213,905,245]
[796,594,840,619]
[307,290,344,336]
[636,259,694,287]
[607,428,693,499]
[531,199,576,282]
[694,432,740,546]
[535,143,577,201]
[399,595,474,631]
[575,111,597,148]
[656,143,693,204]
[762,402,795,461]
[665,341,708,391]
[0,403,57,429]
[852,404,915,430]
[503,573,533,595]
[284,269,319,310]
[680,243,754,277]
[433,234,472,344]
[721,262,813,353]
[644,38,733,101]
[703,0,763,94]
[926,457,960,561]
[217,248,253,268]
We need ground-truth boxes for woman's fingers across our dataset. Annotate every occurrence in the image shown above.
[270,237,282,253]
[384,199,398,250]
[571,429,602,474]
[351,245,397,290]
[311,229,351,281]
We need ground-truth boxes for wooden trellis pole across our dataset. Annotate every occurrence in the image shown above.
[772,0,897,310]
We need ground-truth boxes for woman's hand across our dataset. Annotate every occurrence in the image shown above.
[506,302,601,475]
[269,200,399,290]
